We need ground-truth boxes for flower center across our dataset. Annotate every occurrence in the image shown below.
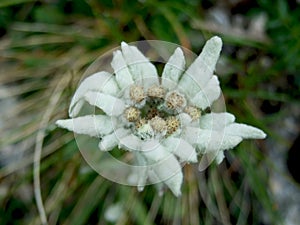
[165,91,186,111]
[124,106,140,122]
[184,106,201,121]
[150,116,167,133]
[130,85,145,103]
[166,116,180,135]
[123,84,201,140]
[147,85,165,99]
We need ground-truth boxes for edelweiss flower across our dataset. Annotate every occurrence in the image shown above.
[56,37,266,196]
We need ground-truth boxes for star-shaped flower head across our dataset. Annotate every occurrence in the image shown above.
[56,37,266,196]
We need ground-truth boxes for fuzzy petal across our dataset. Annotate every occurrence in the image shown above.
[99,128,130,151]
[128,167,148,192]
[200,112,236,130]
[121,42,159,88]
[119,134,142,151]
[143,142,183,196]
[162,47,185,90]
[111,50,134,90]
[188,128,212,152]
[141,140,169,162]
[135,153,148,191]
[190,75,221,109]
[151,154,183,197]
[225,123,266,139]
[140,140,183,196]
[215,151,225,164]
[185,126,243,152]
[178,113,193,126]
[182,126,202,146]
[84,91,125,116]
[185,112,265,154]
[198,150,225,171]
[200,112,266,140]
[178,36,222,98]
[69,72,119,117]
[56,115,114,137]
[163,137,198,163]
[209,131,243,151]
[147,169,164,196]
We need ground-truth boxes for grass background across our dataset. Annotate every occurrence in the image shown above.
[0,0,300,224]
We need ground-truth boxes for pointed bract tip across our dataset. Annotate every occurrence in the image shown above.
[249,126,267,139]
[259,130,267,139]
[189,155,198,163]
[168,174,183,197]
[174,47,184,56]
[55,119,73,130]
[209,36,222,46]
[55,119,63,127]
[113,49,121,56]
[121,41,128,48]
[137,186,144,192]
[173,189,182,197]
